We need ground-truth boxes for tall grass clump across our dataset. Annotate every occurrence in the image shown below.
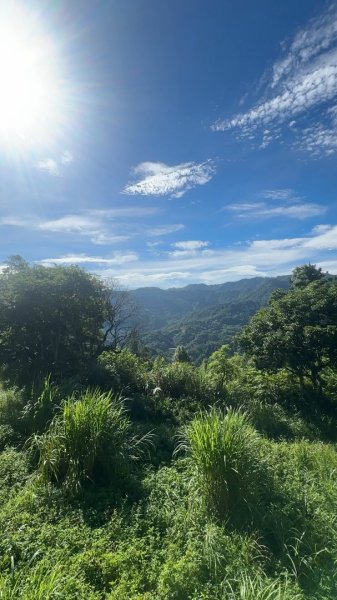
[22,375,61,435]
[0,559,66,600]
[178,408,269,523]
[223,572,303,599]
[0,387,25,447]
[33,389,149,493]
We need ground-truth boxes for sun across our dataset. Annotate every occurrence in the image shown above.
[0,10,61,145]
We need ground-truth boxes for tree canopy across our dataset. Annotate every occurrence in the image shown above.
[290,263,324,289]
[238,266,337,392]
[0,258,133,386]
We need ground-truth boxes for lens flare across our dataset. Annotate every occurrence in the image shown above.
[0,6,64,147]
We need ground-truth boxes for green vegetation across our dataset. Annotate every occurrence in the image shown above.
[0,260,337,598]
[133,275,290,363]
[0,257,134,387]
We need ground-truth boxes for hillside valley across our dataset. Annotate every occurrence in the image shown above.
[130,275,290,362]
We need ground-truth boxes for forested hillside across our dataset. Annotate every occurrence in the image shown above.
[1,260,337,599]
[132,276,290,362]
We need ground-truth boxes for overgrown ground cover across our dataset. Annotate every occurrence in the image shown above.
[1,350,337,600]
[1,262,337,598]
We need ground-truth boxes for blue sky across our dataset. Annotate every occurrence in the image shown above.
[1,0,337,287]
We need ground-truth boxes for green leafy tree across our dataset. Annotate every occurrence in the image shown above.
[238,269,337,394]
[0,258,133,386]
[173,345,191,363]
[290,263,324,289]
[207,344,236,391]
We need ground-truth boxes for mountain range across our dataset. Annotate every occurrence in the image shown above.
[130,275,290,363]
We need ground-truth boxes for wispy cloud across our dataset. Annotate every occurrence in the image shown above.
[36,150,74,176]
[213,65,337,133]
[0,206,179,249]
[212,4,337,157]
[36,207,159,245]
[36,158,60,177]
[60,150,73,165]
[147,224,185,237]
[89,207,158,218]
[38,214,130,245]
[225,201,326,220]
[224,187,326,220]
[170,240,212,258]
[90,223,337,288]
[260,188,302,201]
[295,122,337,157]
[40,252,138,267]
[123,160,216,197]
[271,5,337,88]
[39,215,96,233]
[173,240,209,251]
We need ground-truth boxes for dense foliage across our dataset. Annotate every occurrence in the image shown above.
[0,257,133,387]
[239,265,337,396]
[0,261,337,598]
[135,276,290,363]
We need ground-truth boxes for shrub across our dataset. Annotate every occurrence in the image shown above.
[0,388,25,432]
[0,448,29,505]
[33,389,150,493]
[178,409,268,523]
[98,350,148,394]
[150,360,208,401]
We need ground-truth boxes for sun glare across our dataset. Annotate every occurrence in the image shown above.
[0,9,62,146]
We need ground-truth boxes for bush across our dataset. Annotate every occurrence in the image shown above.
[0,448,30,505]
[98,350,148,394]
[150,359,209,401]
[0,388,25,432]
[33,389,150,493]
[178,409,268,523]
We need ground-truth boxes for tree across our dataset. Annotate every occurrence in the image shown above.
[0,258,134,386]
[290,263,324,289]
[238,268,337,393]
[207,344,236,390]
[173,345,191,363]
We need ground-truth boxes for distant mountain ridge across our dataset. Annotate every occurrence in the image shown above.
[130,275,290,362]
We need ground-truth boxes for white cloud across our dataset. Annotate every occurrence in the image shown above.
[311,224,332,235]
[212,4,337,157]
[169,240,212,258]
[147,224,185,237]
[40,252,138,267]
[271,5,337,87]
[36,158,59,177]
[37,208,158,245]
[116,271,191,287]
[91,232,130,245]
[36,150,74,176]
[304,224,337,249]
[0,216,29,226]
[213,64,337,132]
[39,215,95,233]
[0,206,161,248]
[88,223,337,288]
[89,207,158,218]
[260,189,301,201]
[60,150,73,164]
[39,215,130,245]
[123,160,216,197]
[225,201,326,220]
[296,123,337,157]
[173,240,209,250]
